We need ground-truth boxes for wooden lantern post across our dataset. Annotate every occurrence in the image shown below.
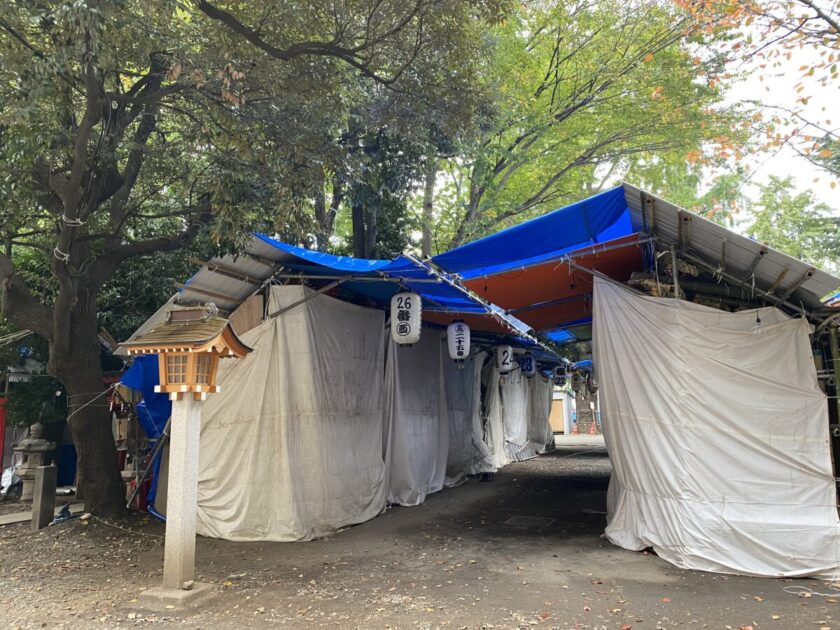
[123,305,250,608]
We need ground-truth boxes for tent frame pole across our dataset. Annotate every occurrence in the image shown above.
[670,246,681,299]
[271,273,441,283]
[473,236,654,281]
[402,253,558,356]
[675,249,820,322]
[265,280,345,320]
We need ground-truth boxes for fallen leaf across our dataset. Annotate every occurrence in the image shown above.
[754,596,764,602]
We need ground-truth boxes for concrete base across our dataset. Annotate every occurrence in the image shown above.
[134,582,215,611]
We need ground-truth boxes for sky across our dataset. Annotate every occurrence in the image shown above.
[721,22,839,212]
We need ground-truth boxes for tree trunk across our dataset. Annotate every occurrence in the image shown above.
[352,198,366,258]
[49,290,125,517]
[450,181,483,248]
[364,204,377,258]
[313,184,328,252]
[421,158,438,257]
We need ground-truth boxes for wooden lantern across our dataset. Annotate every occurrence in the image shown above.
[122,305,251,400]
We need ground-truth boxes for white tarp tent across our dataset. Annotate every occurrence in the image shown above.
[148,286,554,542]
[383,331,449,506]
[195,286,388,541]
[593,276,840,579]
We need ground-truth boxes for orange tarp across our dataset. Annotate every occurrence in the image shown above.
[462,235,645,332]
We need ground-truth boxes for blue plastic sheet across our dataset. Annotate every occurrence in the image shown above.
[120,355,171,518]
[255,234,391,274]
[432,186,632,279]
[121,355,170,439]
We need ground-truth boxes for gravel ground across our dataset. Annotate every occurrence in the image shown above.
[0,442,838,629]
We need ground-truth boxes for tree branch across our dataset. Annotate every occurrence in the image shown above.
[0,253,54,341]
[195,0,424,86]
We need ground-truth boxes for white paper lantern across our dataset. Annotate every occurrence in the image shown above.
[520,353,536,378]
[553,365,567,387]
[390,292,422,344]
[496,345,514,373]
[447,321,471,365]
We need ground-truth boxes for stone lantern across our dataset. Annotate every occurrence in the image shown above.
[13,422,56,502]
[122,304,250,608]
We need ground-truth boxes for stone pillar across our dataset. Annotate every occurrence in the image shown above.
[162,395,203,590]
[31,465,57,531]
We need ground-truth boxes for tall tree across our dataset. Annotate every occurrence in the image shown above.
[0,0,504,514]
[429,0,739,248]
[748,176,840,272]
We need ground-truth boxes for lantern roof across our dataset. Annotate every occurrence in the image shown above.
[122,305,251,357]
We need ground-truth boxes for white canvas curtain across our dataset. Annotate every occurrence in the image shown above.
[501,372,530,461]
[195,286,388,542]
[593,276,840,579]
[383,330,449,506]
[527,374,554,453]
[479,361,509,471]
[443,351,487,485]
[499,370,554,462]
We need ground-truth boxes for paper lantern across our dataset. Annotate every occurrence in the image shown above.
[496,345,514,373]
[447,321,471,366]
[553,365,567,387]
[520,353,536,378]
[391,292,421,344]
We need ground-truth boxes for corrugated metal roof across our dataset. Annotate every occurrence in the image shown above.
[623,183,840,310]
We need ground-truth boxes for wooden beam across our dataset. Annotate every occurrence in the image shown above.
[679,212,691,254]
[645,195,656,236]
[743,248,768,285]
[778,268,815,301]
[265,280,343,320]
[767,267,790,295]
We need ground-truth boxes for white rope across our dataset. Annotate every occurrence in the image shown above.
[0,329,33,347]
[61,214,84,227]
[66,383,115,422]
[87,515,164,539]
[783,584,840,598]
[53,247,70,262]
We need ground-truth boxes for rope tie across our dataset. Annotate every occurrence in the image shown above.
[53,247,70,262]
[66,384,115,422]
[61,215,84,227]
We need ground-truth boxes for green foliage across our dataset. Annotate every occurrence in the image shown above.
[426,0,745,249]
[748,176,840,274]
[6,376,66,427]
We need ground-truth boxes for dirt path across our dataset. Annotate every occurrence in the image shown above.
[0,444,837,629]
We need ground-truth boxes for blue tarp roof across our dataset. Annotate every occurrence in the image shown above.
[255,234,391,274]
[255,236,489,315]
[431,186,632,279]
